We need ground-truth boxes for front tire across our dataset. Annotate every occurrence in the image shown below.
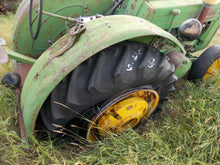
[188,45,220,81]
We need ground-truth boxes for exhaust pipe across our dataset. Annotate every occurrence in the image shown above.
[198,0,219,24]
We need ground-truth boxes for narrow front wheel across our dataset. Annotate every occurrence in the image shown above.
[188,45,220,80]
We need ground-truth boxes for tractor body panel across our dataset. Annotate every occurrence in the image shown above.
[13,0,220,59]
[115,0,220,51]
[20,15,185,139]
[115,0,203,29]
[12,0,113,57]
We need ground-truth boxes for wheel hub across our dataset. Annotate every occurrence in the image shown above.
[86,89,159,141]
[204,58,220,79]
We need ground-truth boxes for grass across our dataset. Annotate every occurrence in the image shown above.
[1,80,219,165]
[76,81,220,164]
[0,13,14,49]
[0,14,220,164]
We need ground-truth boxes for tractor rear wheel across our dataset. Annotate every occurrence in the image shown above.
[188,45,220,81]
[38,41,177,141]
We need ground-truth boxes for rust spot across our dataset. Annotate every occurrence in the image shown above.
[126,105,133,111]
[146,2,156,20]
[198,6,211,24]
[84,4,90,14]
[53,77,58,82]
[14,63,32,87]
[34,73,39,79]
[131,2,136,10]
[110,127,116,131]
[61,66,69,73]
[16,89,27,142]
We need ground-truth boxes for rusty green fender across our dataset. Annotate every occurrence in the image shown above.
[21,15,185,140]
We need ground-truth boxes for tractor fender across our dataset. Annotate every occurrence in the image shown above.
[21,15,185,140]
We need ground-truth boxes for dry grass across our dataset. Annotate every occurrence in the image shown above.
[0,14,14,79]
[0,14,14,48]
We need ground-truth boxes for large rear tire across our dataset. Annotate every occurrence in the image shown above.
[38,41,177,140]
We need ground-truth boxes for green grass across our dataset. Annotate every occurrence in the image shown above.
[0,79,219,164]
[0,14,220,164]
[77,81,220,164]
[0,14,14,49]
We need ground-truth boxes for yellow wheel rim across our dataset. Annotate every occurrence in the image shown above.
[203,58,220,80]
[86,89,159,141]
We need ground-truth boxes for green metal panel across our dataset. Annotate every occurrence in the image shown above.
[174,59,192,79]
[196,16,220,51]
[20,15,185,140]
[6,49,36,65]
[12,0,220,59]
[115,0,204,29]
[12,0,112,58]
[115,0,220,51]
[115,0,220,28]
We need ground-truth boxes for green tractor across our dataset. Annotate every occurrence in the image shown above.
[0,0,220,142]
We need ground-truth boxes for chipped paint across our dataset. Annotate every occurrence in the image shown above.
[12,0,113,58]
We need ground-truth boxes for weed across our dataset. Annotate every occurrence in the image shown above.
[0,13,14,49]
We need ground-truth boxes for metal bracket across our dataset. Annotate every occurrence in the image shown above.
[74,14,103,23]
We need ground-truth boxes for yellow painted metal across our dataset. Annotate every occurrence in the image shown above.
[86,89,159,141]
[203,58,220,79]
[203,0,219,5]
[97,97,148,136]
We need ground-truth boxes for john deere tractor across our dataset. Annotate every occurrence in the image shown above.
[0,0,220,142]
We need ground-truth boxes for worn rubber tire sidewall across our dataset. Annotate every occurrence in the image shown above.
[188,45,220,80]
[38,41,177,139]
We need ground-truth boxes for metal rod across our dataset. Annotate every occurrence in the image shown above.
[198,6,210,25]
[168,9,181,32]
[42,11,83,23]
